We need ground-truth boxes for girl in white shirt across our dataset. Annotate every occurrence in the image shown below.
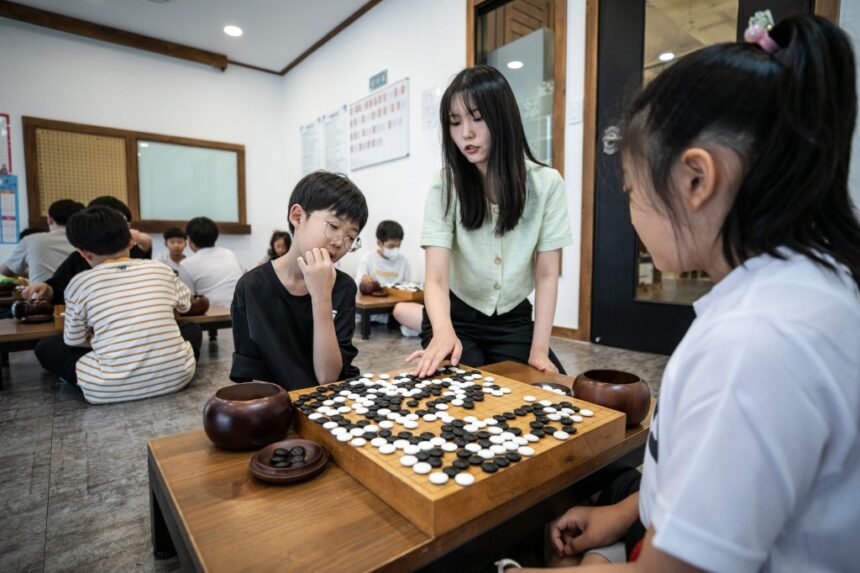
[508,13,860,573]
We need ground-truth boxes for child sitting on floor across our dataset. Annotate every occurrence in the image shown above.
[231,171,368,390]
[34,206,202,404]
[157,227,187,274]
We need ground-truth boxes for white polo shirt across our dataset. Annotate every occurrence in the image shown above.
[639,250,860,572]
[3,229,76,283]
[177,246,244,308]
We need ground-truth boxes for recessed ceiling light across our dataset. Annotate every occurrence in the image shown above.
[506,60,524,70]
[658,51,675,63]
[223,25,243,37]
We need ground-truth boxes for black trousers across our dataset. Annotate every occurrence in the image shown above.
[594,467,645,560]
[35,323,203,385]
[421,292,566,374]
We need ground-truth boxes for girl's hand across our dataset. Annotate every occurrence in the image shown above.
[528,349,558,373]
[549,505,629,557]
[298,248,336,301]
[406,330,462,378]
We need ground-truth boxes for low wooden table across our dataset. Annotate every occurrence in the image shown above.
[0,305,232,386]
[148,361,652,572]
[355,290,424,339]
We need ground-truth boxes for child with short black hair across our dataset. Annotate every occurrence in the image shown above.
[157,226,187,274]
[178,216,244,308]
[356,219,422,336]
[231,171,368,390]
[34,205,201,405]
[510,13,860,573]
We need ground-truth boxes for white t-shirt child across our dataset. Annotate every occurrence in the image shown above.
[355,249,411,287]
[639,250,860,573]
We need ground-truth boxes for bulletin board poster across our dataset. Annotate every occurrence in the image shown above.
[0,113,11,174]
[0,174,20,244]
[300,120,323,175]
[300,105,349,176]
[349,78,409,170]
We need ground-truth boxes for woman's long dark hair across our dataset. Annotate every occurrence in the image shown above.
[622,15,860,289]
[439,65,544,235]
[267,230,291,260]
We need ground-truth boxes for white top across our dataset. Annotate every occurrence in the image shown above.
[156,251,184,273]
[639,250,860,573]
[3,229,76,283]
[177,246,244,308]
[355,250,411,287]
[65,259,195,405]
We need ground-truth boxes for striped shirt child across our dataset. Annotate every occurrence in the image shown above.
[64,258,196,404]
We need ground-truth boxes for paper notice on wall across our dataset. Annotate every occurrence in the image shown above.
[422,86,441,130]
[0,174,20,244]
[0,114,11,174]
[349,78,410,170]
[301,105,349,176]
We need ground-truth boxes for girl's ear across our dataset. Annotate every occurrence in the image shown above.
[676,147,717,212]
[288,204,305,231]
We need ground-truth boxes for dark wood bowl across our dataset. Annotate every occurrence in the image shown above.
[533,382,573,396]
[11,299,54,322]
[359,279,381,295]
[249,439,329,484]
[181,295,210,316]
[573,369,651,427]
[203,382,293,450]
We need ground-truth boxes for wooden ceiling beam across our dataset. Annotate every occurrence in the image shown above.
[0,0,228,70]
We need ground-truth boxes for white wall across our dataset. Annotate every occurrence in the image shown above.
[842,1,860,216]
[0,19,286,268]
[279,0,586,329]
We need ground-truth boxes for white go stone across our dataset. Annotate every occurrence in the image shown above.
[354,407,369,415]
[400,455,418,467]
[404,445,421,455]
[464,416,478,423]
[523,395,536,402]
[501,387,512,394]
[514,436,528,445]
[330,427,347,436]
[394,439,410,449]
[379,420,394,429]
[451,399,464,407]
[430,437,446,447]
[489,435,505,445]
[548,414,562,421]
[572,415,584,423]
[422,414,437,422]
[435,404,449,411]
[371,437,387,448]
[403,420,419,429]
[406,413,419,421]
[418,441,434,451]
[379,373,390,379]
[455,473,475,487]
[308,413,322,421]
[504,441,519,451]
[337,433,352,442]
[323,399,335,406]
[484,376,495,382]
[334,396,346,403]
[350,437,367,447]
[487,427,503,435]
[539,400,553,407]
[544,407,557,413]
[378,408,391,416]
[483,418,498,426]
[490,445,507,455]
[364,373,375,378]
[553,431,570,440]
[363,425,379,434]
[478,449,495,460]
[350,427,365,436]
[580,409,594,417]
[464,424,480,433]
[442,442,458,452]
[500,432,515,441]
[429,472,449,485]
[518,446,536,456]
[465,443,482,453]
[323,421,339,430]
[379,444,396,455]
[525,434,540,443]
[413,462,432,475]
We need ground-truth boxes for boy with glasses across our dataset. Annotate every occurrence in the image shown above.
[230,171,368,390]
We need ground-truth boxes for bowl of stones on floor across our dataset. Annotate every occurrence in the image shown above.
[249,439,329,484]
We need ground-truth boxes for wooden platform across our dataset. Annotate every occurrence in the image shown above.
[290,366,625,536]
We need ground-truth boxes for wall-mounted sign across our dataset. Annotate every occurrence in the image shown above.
[369,69,388,91]
[0,174,20,243]
[349,78,409,171]
[0,114,11,174]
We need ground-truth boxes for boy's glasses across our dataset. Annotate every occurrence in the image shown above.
[322,219,362,253]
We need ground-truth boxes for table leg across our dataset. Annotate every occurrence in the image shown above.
[208,329,218,341]
[361,310,371,340]
[1,351,8,366]
[151,487,177,560]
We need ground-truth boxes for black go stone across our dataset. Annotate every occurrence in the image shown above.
[543,426,558,433]
[509,427,523,436]
[480,462,498,473]
[454,438,468,447]
[441,432,455,440]
[531,429,545,438]
[468,455,483,466]
[274,449,288,456]
[503,412,516,420]
[453,459,471,470]
[443,466,461,477]
[420,432,435,440]
[478,439,492,448]
[428,457,443,468]
[407,400,419,407]
[416,452,430,461]
[505,452,522,462]
[409,437,421,445]
[452,420,466,428]
[429,448,444,458]
[493,457,511,468]
[379,429,392,438]
[477,431,491,439]
[457,449,471,459]
[530,421,544,429]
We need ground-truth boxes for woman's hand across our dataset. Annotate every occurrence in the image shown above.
[528,348,559,373]
[406,329,462,378]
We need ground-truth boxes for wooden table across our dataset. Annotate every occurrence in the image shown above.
[147,361,652,572]
[0,305,232,386]
[355,290,424,339]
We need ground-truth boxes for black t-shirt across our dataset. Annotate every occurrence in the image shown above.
[230,263,359,391]
[46,245,151,305]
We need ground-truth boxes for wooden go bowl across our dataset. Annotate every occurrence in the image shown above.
[203,382,293,450]
[573,369,651,427]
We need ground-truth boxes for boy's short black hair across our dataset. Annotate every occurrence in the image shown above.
[88,196,132,222]
[186,217,219,248]
[163,227,187,241]
[66,205,132,255]
[376,220,404,243]
[19,227,46,241]
[48,199,85,225]
[287,171,368,234]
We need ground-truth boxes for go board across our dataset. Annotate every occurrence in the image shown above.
[289,365,625,536]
